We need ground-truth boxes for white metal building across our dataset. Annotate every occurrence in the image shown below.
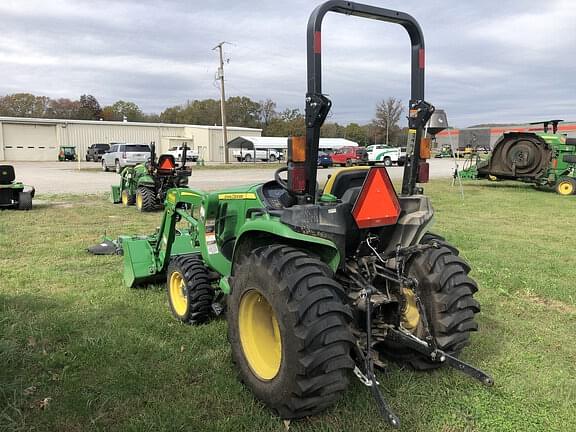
[228,136,359,151]
[0,117,261,162]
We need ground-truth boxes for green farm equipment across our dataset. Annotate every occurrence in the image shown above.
[111,143,191,211]
[115,2,492,426]
[58,146,77,161]
[0,165,34,210]
[468,120,576,195]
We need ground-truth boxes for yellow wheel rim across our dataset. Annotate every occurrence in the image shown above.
[121,190,129,206]
[136,193,143,210]
[558,181,574,196]
[238,290,282,380]
[401,288,421,331]
[169,271,188,317]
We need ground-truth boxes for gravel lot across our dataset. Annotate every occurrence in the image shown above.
[6,159,457,194]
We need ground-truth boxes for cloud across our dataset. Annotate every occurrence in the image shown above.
[0,0,574,127]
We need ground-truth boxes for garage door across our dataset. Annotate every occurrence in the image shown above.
[3,123,58,161]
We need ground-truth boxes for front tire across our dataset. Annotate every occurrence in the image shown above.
[167,255,214,324]
[228,245,354,419]
[244,154,252,162]
[556,177,576,195]
[383,157,392,167]
[136,187,157,212]
[102,159,109,172]
[378,235,480,370]
[121,189,135,206]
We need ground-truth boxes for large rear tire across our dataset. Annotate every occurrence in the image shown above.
[17,191,32,210]
[167,255,214,324]
[136,187,157,212]
[228,245,354,419]
[378,235,480,370]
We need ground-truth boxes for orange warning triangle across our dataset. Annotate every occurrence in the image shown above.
[352,167,401,228]
[159,157,175,170]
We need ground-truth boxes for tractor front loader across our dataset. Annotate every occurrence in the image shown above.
[111,143,191,211]
[117,1,492,427]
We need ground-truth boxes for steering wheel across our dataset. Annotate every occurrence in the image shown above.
[274,166,289,191]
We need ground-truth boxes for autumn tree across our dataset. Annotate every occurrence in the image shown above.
[0,93,50,117]
[373,96,404,145]
[226,96,261,128]
[77,94,102,120]
[101,100,144,121]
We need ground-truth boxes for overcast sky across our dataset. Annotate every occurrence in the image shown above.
[0,0,575,127]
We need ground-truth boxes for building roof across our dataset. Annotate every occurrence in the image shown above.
[228,136,358,149]
[0,116,261,131]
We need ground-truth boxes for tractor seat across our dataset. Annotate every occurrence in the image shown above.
[0,165,16,185]
[323,167,369,199]
[157,155,176,175]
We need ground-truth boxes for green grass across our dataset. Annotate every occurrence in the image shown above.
[1,180,575,432]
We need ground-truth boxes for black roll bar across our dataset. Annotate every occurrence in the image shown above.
[304,1,428,199]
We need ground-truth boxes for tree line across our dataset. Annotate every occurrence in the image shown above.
[0,93,407,146]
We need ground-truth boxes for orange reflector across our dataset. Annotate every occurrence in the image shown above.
[352,167,401,228]
[420,138,431,159]
[289,136,306,162]
[552,159,558,169]
[159,157,175,170]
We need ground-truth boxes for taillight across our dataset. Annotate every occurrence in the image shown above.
[287,137,307,194]
[418,161,430,183]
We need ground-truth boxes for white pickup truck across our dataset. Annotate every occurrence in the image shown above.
[366,145,406,166]
[166,146,199,162]
[232,148,283,162]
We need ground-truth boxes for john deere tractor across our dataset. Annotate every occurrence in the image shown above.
[467,120,576,195]
[111,143,191,211]
[116,2,492,426]
[0,165,34,210]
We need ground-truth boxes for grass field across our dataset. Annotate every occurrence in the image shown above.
[1,180,575,432]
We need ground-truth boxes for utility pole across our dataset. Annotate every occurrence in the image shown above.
[213,42,229,163]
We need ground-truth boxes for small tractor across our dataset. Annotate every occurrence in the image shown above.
[114,2,492,427]
[58,146,77,161]
[0,165,34,210]
[111,143,191,212]
[463,120,576,195]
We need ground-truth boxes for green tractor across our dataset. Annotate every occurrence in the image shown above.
[0,165,34,210]
[468,120,576,195]
[115,2,492,426]
[58,146,77,161]
[111,143,191,212]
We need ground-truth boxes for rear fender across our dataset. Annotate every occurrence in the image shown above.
[231,217,340,274]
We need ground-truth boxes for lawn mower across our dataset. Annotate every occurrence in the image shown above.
[110,143,191,212]
[113,1,492,427]
[0,165,34,210]
[461,120,576,195]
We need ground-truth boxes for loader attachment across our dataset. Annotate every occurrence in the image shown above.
[121,237,160,287]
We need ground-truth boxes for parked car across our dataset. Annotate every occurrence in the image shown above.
[166,145,199,163]
[366,144,407,166]
[317,151,333,168]
[331,146,368,167]
[232,148,283,162]
[85,143,110,162]
[101,143,151,173]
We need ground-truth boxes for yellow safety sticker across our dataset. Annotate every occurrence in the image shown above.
[218,193,257,200]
